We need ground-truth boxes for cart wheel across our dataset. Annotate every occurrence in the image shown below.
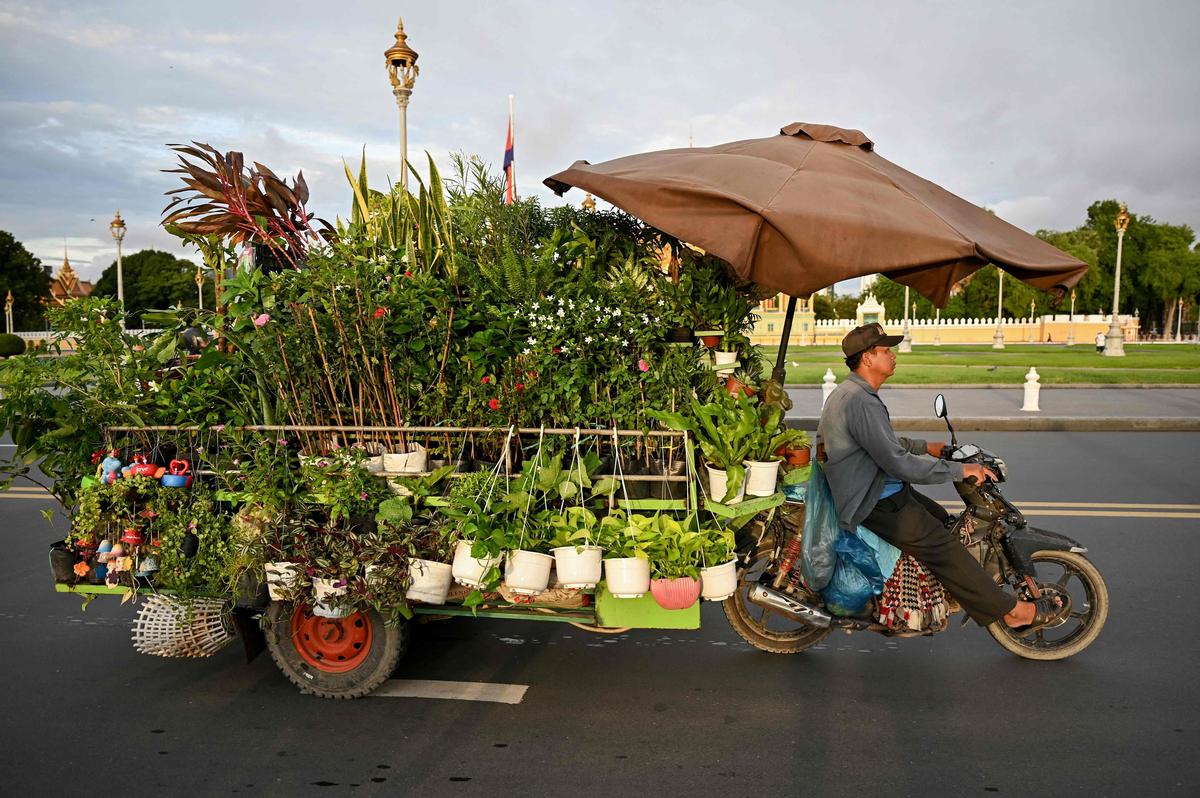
[264,602,408,699]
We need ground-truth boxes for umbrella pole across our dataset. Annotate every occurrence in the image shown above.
[771,295,798,384]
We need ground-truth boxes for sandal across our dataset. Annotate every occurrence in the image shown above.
[1012,595,1065,636]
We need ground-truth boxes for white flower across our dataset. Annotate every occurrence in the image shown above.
[522,348,531,355]
[621,339,628,347]
[613,308,622,317]
[147,381,160,393]
[557,307,565,318]
[527,337,538,346]
[584,335,593,343]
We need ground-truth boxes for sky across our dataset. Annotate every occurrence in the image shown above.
[2,0,1198,291]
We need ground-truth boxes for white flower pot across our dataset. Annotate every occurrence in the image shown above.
[706,465,745,504]
[551,545,603,589]
[311,576,350,619]
[384,444,427,474]
[364,454,385,474]
[504,550,555,595]
[265,561,303,601]
[604,557,651,598]
[714,349,737,376]
[744,459,781,496]
[406,558,453,605]
[451,539,502,588]
[700,558,739,601]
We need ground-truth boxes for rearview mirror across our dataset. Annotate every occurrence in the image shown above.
[934,394,947,419]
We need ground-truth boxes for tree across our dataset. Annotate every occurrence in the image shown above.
[811,294,861,320]
[0,230,52,330]
[91,249,214,327]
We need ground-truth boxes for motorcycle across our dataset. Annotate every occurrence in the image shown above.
[725,393,1109,661]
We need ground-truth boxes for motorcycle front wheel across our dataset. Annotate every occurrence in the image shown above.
[723,541,831,654]
[988,550,1108,661]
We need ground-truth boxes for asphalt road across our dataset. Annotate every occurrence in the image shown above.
[2,432,1197,797]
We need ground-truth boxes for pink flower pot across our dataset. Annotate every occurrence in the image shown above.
[649,577,701,610]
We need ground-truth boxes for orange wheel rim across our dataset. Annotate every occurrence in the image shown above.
[290,605,373,673]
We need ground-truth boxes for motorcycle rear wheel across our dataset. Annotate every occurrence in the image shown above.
[987,550,1108,661]
[723,541,831,654]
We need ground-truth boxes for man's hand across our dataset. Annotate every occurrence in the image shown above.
[962,463,999,484]
[926,442,948,458]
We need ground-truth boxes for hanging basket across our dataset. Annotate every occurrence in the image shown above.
[131,596,235,658]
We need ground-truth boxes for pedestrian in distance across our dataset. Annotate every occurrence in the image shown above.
[1095,330,1106,353]
[817,323,1063,632]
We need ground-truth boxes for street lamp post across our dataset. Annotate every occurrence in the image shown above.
[109,210,126,329]
[4,290,13,334]
[384,17,419,193]
[1177,297,1184,342]
[992,269,1005,349]
[1104,203,1131,357]
[1066,290,1076,346]
[195,266,204,311]
[899,285,912,352]
[1028,299,1036,342]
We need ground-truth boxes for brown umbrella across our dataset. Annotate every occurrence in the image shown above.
[544,122,1087,307]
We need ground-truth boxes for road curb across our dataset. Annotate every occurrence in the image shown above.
[785,416,1200,432]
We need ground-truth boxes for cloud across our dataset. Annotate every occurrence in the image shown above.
[2,0,1199,288]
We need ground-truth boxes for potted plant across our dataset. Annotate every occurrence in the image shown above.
[375,466,457,604]
[641,513,704,610]
[649,392,755,504]
[596,510,654,598]
[698,521,738,601]
[743,403,809,497]
[547,506,604,589]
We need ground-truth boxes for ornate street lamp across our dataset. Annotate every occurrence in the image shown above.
[195,265,204,311]
[992,268,1005,349]
[1028,298,1036,342]
[899,285,912,352]
[4,290,13,334]
[1066,289,1076,346]
[1177,296,1184,342]
[1104,203,1131,357]
[581,192,596,212]
[109,210,126,329]
[384,17,419,192]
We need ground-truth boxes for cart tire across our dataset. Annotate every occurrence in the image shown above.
[264,602,408,699]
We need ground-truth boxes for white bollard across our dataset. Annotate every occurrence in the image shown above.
[1020,367,1041,412]
[821,368,837,406]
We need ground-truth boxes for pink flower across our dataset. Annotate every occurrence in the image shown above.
[637,358,650,372]
[404,270,413,278]
[252,313,271,327]
[359,492,368,500]
[481,375,491,384]
[372,307,387,319]
[515,382,524,392]
[488,398,501,411]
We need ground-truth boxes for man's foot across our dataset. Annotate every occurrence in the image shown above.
[1003,596,1064,631]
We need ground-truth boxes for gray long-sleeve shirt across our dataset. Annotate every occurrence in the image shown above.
[817,373,964,530]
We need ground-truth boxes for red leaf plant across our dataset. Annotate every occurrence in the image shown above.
[161,142,333,269]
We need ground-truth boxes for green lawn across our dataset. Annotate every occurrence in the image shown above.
[756,343,1200,385]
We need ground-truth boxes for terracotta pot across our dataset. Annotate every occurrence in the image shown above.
[649,577,701,610]
[724,376,757,398]
[775,444,812,467]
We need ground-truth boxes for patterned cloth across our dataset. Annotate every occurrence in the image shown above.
[876,554,950,632]
[875,514,974,632]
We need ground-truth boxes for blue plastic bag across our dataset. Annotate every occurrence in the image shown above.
[821,531,888,616]
[800,462,840,591]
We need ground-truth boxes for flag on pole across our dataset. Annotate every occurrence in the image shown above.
[503,96,516,205]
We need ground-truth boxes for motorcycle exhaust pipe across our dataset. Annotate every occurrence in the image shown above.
[748,584,832,629]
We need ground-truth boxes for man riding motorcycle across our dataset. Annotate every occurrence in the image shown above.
[817,323,1061,632]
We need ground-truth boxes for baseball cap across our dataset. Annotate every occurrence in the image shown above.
[841,323,905,357]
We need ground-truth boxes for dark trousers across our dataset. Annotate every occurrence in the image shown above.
[862,485,1016,625]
